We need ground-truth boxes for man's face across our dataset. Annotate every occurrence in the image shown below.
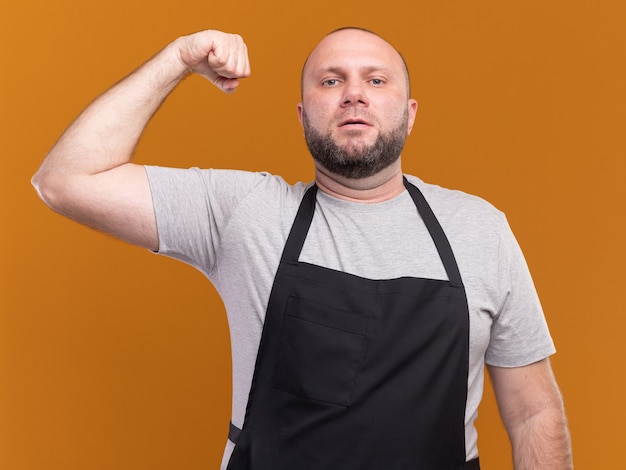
[298,29,418,179]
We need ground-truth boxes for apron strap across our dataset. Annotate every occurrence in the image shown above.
[228,421,242,444]
[280,184,318,262]
[463,457,481,469]
[280,180,463,287]
[404,177,464,287]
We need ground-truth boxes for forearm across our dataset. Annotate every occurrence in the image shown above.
[33,39,188,187]
[489,360,573,469]
[31,29,249,247]
[509,404,573,469]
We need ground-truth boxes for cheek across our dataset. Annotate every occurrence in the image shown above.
[379,100,409,126]
[303,104,333,131]
[305,93,338,117]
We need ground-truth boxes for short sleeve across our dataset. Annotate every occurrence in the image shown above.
[144,166,267,276]
[485,218,556,367]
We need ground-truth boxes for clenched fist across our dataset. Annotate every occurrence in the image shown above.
[176,30,251,93]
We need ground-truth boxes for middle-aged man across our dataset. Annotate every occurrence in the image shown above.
[32,27,573,469]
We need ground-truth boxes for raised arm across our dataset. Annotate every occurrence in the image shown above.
[31,30,250,250]
[488,359,573,469]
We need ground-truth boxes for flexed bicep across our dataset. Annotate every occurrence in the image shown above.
[34,163,158,250]
[32,29,251,250]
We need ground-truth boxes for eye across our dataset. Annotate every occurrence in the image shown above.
[370,78,385,86]
[322,78,340,87]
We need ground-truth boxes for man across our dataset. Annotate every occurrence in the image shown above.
[32,28,573,469]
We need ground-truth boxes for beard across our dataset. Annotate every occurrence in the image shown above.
[302,109,409,179]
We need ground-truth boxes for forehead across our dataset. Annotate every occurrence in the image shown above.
[303,29,406,80]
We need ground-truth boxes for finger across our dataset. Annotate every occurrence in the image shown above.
[221,78,241,94]
[208,34,250,79]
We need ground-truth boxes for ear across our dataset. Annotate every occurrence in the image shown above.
[406,99,418,135]
[296,102,304,128]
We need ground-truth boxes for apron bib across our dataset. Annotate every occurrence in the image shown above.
[227,179,479,469]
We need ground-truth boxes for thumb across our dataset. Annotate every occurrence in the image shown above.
[214,77,241,94]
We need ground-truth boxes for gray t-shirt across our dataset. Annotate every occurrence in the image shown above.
[145,166,555,466]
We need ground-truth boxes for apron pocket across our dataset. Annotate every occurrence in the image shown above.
[272,296,369,406]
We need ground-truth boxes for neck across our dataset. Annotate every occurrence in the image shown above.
[314,160,405,203]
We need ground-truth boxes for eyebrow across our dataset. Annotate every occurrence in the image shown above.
[317,65,394,77]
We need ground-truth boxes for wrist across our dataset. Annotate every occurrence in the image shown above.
[160,38,194,83]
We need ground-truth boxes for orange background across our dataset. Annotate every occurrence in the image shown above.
[1,0,624,468]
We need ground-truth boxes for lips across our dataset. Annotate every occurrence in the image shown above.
[338,118,371,127]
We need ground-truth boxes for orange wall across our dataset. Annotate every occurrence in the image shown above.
[2,1,624,468]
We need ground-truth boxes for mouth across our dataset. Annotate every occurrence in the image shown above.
[338,118,371,128]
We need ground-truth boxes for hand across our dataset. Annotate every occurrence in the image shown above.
[177,30,251,94]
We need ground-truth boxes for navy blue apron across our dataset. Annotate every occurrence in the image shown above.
[226,178,479,469]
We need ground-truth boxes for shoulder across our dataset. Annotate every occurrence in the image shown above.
[404,174,508,230]
[145,166,311,203]
[403,174,519,280]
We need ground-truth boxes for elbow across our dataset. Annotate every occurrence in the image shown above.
[31,168,50,205]
[31,169,46,200]
[31,166,68,213]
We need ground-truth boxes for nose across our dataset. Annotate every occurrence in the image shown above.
[341,79,369,107]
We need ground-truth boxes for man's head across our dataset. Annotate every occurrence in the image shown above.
[298,28,417,180]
